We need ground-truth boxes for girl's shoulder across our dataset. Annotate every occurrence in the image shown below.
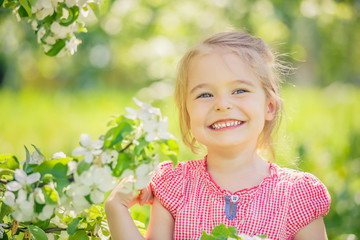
[271,163,331,230]
[153,158,205,180]
[272,163,328,189]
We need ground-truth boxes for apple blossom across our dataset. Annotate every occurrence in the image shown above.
[72,133,104,163]
[6,169,41,192]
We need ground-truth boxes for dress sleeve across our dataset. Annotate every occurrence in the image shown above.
[150,161,184,218]
[288,172,331,235]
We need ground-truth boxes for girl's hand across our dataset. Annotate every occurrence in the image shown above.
[106,176,154,209]
[139,184,154,206]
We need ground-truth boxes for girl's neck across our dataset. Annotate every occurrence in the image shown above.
[206,148,270,192]
[206,147,266,175]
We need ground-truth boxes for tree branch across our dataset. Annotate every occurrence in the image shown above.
[0,178,8,184]
[120,142,132,153]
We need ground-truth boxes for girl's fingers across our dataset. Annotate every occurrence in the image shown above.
[139,184,154,206]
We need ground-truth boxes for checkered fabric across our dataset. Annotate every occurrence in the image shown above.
[150,157,331,240]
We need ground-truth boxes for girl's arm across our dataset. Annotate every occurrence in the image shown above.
[145,197,174,240]
[294,218,328,240]
[105,177,146,240]
[105,177,174,240]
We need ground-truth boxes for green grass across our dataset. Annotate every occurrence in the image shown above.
[0,85,359,239]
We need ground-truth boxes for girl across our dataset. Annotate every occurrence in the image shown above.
[105,31,331,240]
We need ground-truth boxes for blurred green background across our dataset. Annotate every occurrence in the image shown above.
[0,0,359,239]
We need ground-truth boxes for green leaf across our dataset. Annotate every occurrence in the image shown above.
[68,230,89,240]
[67,217,82,235]
[32,144,46,160]
[1,231,9,240]
[104,120,133,148]
[134,137,148,155]
[45,39,66,57]
[3,0,17,8]
[200,224,239,240]
[28,225,48,240]
[23,145,31,171]
[0,154,19,170]
[34,160,70,194]
[35,160,69,179]
[0,169,14,178]
[18,0,32,17]
[0,202,12,220]
[43,185,59,204]
[18,5,29,17]
[77,160,91,175]
[87,205,102,220]
[0,0,4,7]
[34,218,51,231]
[87,2,100,18]
[60,5,79,26]
[113,152,131,177]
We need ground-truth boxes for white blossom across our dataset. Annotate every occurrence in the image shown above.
[67,160,78,175]
[6,169,41,192]
[72,133,104,163]
[34,188,45,204]
[37,26,46,43]
[65,0,87,8]
[3,191,16,207]
[62,183,91,213]
[78,165,117,203]
[134,164,153,190]
[30,149,46,164]
[50,214,67,228]
[10,190,35,222]
[65,36,81,55]
[44,36,57,45]
[125,98,161,120]
[50,22,77,39]
[38,204,56,221]
[0,223,8,239]
[32,0,55,20]
[52,152,67,159]
[143,116,173,142]
[31,20,38,30]
[101,149,119,166]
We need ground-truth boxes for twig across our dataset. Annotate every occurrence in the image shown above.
[44,227,67,233]
[0,178,8,184]
[120,142,132,153]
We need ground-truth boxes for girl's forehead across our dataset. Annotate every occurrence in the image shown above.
[187,51,256,85]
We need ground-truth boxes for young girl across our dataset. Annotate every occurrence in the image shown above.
[105,31,331,240]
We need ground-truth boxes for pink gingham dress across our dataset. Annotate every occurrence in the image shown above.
[150,157,331,240]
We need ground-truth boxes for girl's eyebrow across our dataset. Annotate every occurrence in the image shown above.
[189,79,255,94]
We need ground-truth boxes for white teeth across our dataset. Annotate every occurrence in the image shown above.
[211,121,242,129]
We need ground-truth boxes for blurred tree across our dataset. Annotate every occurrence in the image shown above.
[0,0,359,91]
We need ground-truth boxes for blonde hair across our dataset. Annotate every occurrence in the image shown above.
[174,31,284,158]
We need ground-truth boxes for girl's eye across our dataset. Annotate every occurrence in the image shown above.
[233,89,247,94]
[197,93,213,99]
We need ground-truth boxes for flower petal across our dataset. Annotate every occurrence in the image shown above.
[91,139,104,149]
[80,133,92,147]
[72,146,86,157]
[90,190,104,204]
[52,152,66,159]
[6,181,22,191]
[14,169,27,184]
[3,191,16,206]
[27,172,41,184]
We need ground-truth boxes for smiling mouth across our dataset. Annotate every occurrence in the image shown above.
[209,120,244,130]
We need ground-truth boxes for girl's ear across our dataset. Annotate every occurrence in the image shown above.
[265,98,276,121]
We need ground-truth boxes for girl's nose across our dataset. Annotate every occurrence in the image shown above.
[214,97,233,111]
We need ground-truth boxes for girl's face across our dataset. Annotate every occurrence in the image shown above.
[186,51,275,152]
